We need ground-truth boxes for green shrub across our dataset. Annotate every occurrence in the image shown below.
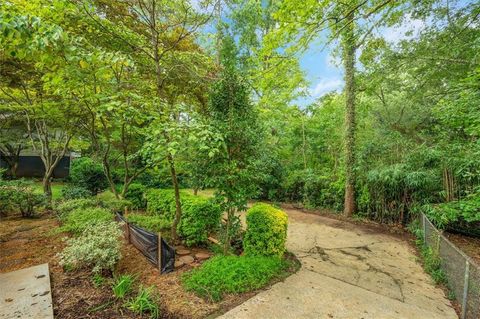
[145,189,179,220]
[243,203,288,258]
[97,191,132,213]
[56,198,98,221]
[112,274,134,299]
[145,189,221,246]
[125,183,147,209]
[70,157,108,195]
[127,214,171,233]
[61,186,91,200]
[425,192,480,236]
[59,221,122,273]
[60,207,113,235]
[182,255,289,302]
[178,196,221,246]
[0,180,45,217]
[125,286,159,319]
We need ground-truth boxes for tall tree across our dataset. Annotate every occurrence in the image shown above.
[269,0,407,216]
[207,35,261,253]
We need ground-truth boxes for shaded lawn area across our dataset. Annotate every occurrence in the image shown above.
[32,182,65,200]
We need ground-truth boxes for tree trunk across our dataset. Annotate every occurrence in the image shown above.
[342,9,357,217]
[168,154,182,241]
[223,208,232,254]
[193,187,198,196]
[43,174,52,206]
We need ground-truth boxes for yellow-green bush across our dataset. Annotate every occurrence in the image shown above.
[243,203,288,258]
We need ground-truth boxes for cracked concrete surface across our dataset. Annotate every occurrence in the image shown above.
[219,207,457,319]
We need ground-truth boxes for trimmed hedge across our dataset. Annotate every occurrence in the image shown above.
[179,195,222,246]
[145,189,180,220]
[243,203,288,258]
[145,189,221,246]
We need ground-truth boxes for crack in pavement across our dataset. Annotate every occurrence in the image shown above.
[296,241,406,303]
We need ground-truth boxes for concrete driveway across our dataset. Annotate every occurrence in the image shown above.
[219,207,457,319]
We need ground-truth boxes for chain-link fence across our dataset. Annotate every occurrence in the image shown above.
[421,213,480,319]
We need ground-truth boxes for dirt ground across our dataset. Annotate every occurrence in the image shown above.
[220,206,458,319]
[444,232,480,265]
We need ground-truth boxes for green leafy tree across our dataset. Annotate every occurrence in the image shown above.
[207,35,262,253]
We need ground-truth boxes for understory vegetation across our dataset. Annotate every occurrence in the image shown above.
[182,255,292,302]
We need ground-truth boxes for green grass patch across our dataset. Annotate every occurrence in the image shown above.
[182,255,292,302]
[182,188,215,198]
[32,182,65,200]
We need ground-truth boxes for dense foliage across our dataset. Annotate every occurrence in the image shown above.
[145,189,221,245]
[178,195,222,246]
[0,180,45,217]
[1,0,478,237]
[59,221,122,273]
[182,255,290,301]
[124,183,147,209]
[60,207,113,234]
[127,214,171,234]
[70,158,109,195]
[244,203,288,258]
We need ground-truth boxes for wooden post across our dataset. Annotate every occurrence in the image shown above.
[157,233,162,274]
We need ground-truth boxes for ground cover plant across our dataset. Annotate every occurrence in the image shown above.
[59,221,122,273]
[59,207,113,234]
[182,255,291,302]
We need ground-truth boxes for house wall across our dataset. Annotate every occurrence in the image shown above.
[0,156,70,178]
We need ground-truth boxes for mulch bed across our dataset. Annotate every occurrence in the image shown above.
[0,212,299,318]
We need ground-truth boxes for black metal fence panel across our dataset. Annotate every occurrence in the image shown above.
[115,212,175,274]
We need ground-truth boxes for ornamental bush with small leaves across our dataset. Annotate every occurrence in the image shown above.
[70,157,108,195]
[60,207,113,235]
[0,180,45,217]
[59,221,122,273]
[55,198,98,220]
[145,189,181,220]
[243,203,288,258]
[61,186,92,200]
[127,214,171,233]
